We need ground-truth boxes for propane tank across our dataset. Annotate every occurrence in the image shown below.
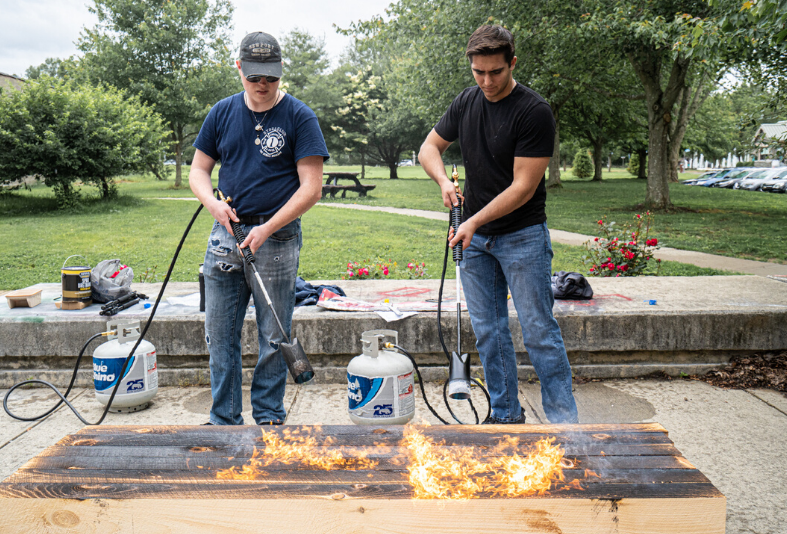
[93,320,158,412]
[348,330,415,425]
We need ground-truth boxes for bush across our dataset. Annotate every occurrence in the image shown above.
[583,212,662,277]
[0,77,167,208]
[627,153,640,176]
[572,150,593,179]
[736,160,754,167]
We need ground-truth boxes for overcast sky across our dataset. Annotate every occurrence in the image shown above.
[0,0,393,78]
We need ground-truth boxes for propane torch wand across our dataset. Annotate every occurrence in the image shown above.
[217,190,315,384]
[447,164,472,400]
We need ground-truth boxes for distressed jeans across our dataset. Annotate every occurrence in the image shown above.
[460,222,579,424]
[203,219,301,425]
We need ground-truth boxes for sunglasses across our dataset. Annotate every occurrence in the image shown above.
[246,75,280,83]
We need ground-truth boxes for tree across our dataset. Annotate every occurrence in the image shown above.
[280,29,345,154]
[0,77,167,208]
[572,150,594,179]
[577,0,745,206]
[78,0,240,187]
[24,57,75,80]
[332,66,382,179]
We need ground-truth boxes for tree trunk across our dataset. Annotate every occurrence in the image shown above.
[645,118,672,208]
[174,124,184,188]
[388,162,399,179]
[668,73,710,183]
[546,108,562,188]
[608,154,612,173]
[637,149,647,180]
[101,177,110,199]
[591,138,604,181]
[361,151,366,180]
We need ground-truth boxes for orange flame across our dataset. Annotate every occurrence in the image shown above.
[215,425,591,498]
[216,427,378,480]
[403,426,567,499]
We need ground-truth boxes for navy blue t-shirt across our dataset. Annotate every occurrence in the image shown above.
[194,91,330,217]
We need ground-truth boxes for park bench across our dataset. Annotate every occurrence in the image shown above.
[321,172,376,199]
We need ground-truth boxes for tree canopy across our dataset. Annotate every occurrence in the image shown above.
[77,0,240,186]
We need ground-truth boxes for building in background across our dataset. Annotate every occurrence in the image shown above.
[0,72,25,92]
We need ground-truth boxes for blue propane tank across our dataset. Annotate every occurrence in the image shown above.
[348,330,415,425]
[93,320,158,412]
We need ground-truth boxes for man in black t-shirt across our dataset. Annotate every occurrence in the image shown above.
[419,25,578,424]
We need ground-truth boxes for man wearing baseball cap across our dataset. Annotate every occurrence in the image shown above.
[189,31,329,426]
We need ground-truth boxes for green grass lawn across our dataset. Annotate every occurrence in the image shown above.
[0,170,725,289]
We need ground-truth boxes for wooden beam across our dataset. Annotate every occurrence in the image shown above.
[0,424,725,534]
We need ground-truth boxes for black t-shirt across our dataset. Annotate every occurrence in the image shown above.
[434,83,555,235]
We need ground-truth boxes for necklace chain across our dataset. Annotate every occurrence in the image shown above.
[245,91,282,152]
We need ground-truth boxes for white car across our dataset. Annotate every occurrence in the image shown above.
[735,167,787,191]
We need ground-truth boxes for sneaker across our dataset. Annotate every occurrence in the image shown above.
[201,422,213,426]
[482,408,526,425]
[257,419,284,426]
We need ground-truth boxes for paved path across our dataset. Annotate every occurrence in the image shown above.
[152,198,787,276]
[2,380,786,534]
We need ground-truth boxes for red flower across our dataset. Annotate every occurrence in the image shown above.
[407,263,414,269]
[636,214,642,219]
[383,267,389,275]
[594,237,599,242]
[598,220,603,225]
[646,238,659,246]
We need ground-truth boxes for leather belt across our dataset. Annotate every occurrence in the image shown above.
[236,215,268,225]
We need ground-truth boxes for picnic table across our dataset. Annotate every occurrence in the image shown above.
[321,172,376,199]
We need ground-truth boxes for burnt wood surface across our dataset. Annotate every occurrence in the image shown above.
[0,424,724,501]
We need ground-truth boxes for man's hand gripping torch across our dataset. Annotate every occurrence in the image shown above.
[447,165,472,400]
[217,190,314,384]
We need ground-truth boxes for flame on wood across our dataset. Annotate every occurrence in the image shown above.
[403,426,567,499]
[216,427,378,480]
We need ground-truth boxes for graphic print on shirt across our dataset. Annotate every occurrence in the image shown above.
[260,127,287,157]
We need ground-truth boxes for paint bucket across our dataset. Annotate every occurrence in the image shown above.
[62,255,92,304]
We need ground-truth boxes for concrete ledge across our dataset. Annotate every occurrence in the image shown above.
[1,276,786,387]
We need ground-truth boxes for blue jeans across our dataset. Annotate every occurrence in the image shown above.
[203,219,302,425]
[461,222,578,423]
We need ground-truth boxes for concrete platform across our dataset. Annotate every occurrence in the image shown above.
[1,276,786,387]
[2,380,786,534]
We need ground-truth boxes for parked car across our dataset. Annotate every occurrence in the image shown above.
[713,168,758,188]
[398,160,415,167]
[697,168,738,187]
[758,168,787,193]
[682,170,720,185]
[735,167,786,191]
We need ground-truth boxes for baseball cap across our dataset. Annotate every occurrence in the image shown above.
[238,32,282,78]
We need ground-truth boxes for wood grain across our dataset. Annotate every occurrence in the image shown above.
[0,424,726,534]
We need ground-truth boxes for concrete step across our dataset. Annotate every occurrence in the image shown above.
[2,276,786,387]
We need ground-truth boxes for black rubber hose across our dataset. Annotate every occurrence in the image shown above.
[432,216,492,424]
[3,203,204,425]
[3,332,103,422]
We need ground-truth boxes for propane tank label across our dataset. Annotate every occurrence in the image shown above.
[93,350,155,393]
[397,371,415,415]
[348,372,414,420]
[146,351,158,390]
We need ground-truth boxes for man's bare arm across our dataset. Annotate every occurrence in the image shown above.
[418,129,460,208]
[239,155,324,253]
[449,156,551,249]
